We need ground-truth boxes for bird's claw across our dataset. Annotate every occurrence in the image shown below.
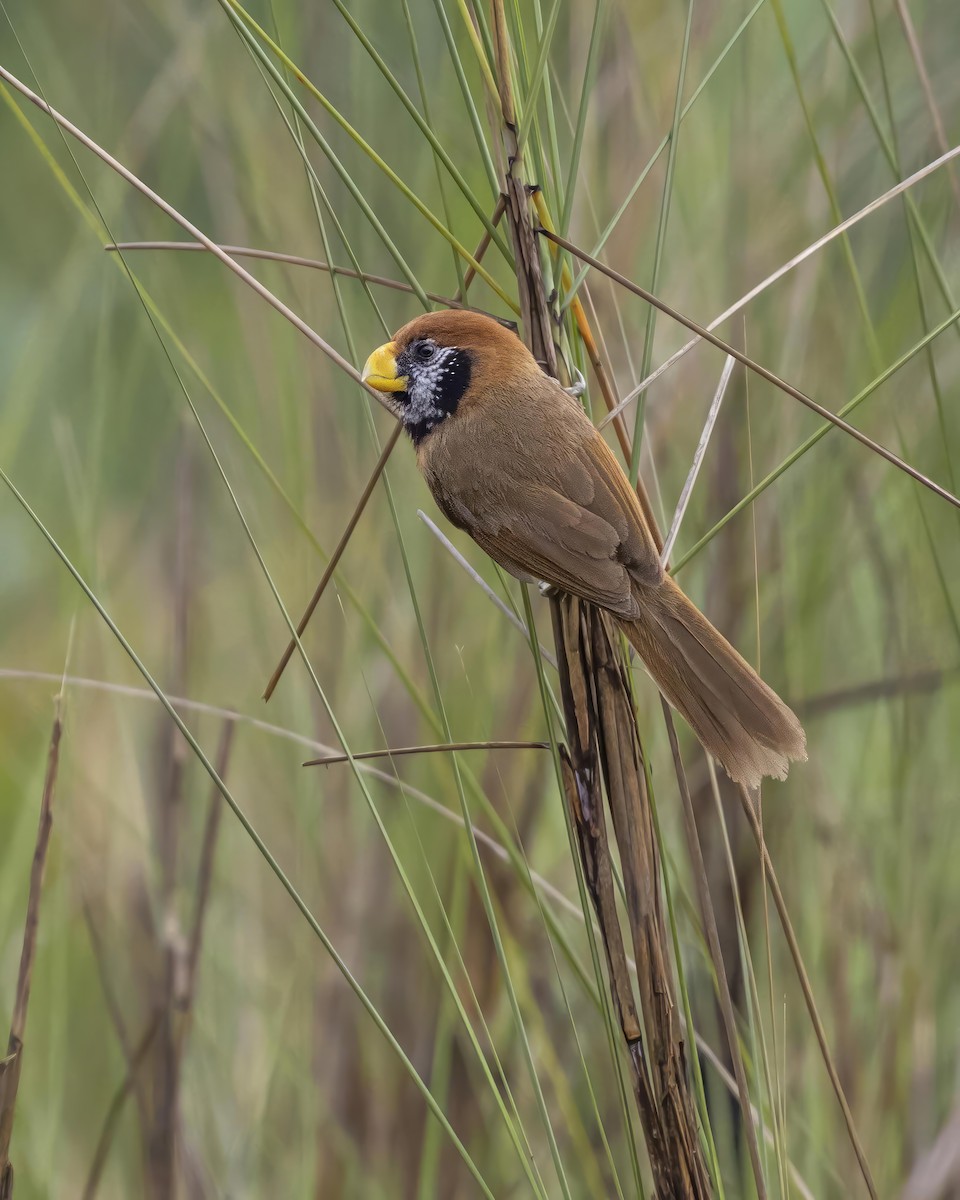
[562,367,586,399]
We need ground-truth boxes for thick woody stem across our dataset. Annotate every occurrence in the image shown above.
[485,5,712,1189]
[551,600,712,1197]
[490,7,556,375]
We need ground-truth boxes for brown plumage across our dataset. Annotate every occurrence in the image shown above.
[362,310,807,789]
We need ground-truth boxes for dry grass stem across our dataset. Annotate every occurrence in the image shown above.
[736,784,879,1199]
[0,701,63,1197]
[891,0,960,213]
[660,356,737,566]
[540,227,960,511]
[303,739,548,766]
[417,510,559,666]
[452,192,508,302]
[489,10,716,1184]
[106,241,468,310]
[265,186,510,701]
[597,141,960,425]
[0,66,396,417]
[552,597,712,1197]
[3,1,955,1192]
[664,707,767,1198]
[263,423,402,701]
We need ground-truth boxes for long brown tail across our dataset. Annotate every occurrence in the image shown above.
[619,575,807,789]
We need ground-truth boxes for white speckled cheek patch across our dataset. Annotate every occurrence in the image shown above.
[407,347,457,429]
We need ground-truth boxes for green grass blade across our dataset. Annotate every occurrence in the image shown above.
[560,0,605,236]
[516,0,564,158]
[401,0,467,294]
[0,460,498,1200]
[562,0,767,310]
[7,52,555,1187]
[673,302,960,572]
[520,589,648,1198]
[430,0,503,198]
[216,0,430,307]
[220,0,519,313]
[628,0,694,485]
[328,0,512,257]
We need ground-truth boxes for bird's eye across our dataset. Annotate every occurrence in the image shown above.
[414,341,437,363]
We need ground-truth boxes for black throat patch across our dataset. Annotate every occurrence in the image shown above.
[400,347,472,446]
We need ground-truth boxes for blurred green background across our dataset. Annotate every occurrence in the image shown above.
[1,0,958,1196]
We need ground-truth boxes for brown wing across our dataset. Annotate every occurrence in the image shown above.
[467,483,641,617]
[573,429,663,588]
[421,372,662,614]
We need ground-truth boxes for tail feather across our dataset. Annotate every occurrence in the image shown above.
[619,576,807,789]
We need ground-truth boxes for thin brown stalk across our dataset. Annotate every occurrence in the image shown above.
[663,704,767,1198]
[81,1011,164,1200]
[0,66,396,419]
[596,141,960,426]
[795,667,952,716]
[148,437,195,1200]
[736,784,879,1200]
[181,722,235,1033]
[106,241,467,310]
[539,227,960,513]
[0,701,63,1197]
[487,8,713,1185]
[533,193,665,543]
[263,423,403,701]
[264,187,508,702]
[551,597,712,1196]
[82,897,153,1138]
[416,510,559,667]
[452,192,508,302]
[303,739,548,766]
[2,673,559,806]
[892,0,960,214]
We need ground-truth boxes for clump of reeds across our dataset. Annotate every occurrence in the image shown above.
[1,0,959,1196]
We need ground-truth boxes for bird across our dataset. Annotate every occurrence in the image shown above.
[362,309,806,789]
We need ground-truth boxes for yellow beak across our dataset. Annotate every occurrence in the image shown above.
[361,342,408,393]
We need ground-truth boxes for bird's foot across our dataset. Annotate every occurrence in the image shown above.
[562,367,586,399]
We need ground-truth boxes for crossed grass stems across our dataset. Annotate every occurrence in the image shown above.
[1,0,958,1194]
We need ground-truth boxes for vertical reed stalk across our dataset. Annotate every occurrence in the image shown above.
[0,702,63,1199]
[552,599,713,1196]
[488,5,711,1191]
